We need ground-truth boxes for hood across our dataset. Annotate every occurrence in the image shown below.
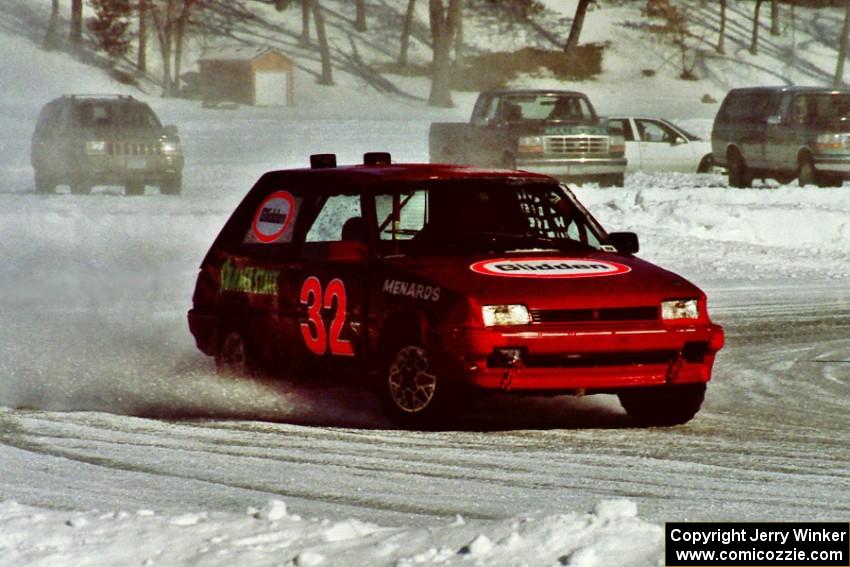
[388,250,703,311]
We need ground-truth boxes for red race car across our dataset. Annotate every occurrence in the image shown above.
[188,153,724,428]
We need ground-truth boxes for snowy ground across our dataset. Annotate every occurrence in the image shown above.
[1,1,850,566]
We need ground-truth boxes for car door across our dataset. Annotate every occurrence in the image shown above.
[466,94,511,167]
[609,118,639,172]
[289,192,372,376]
[634,119,691,172]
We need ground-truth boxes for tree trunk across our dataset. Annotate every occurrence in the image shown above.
[770,0,780,36]
[312,0,334,85]
[565,0,590,53]
[300,0,310,44]
[428,0,461,107]
[716,0,726,55]
[398,0,416,66]
[749,0,763,56]
[275,0,287,10]
[453,0,463,67]
[834,0,850,87]
[70,0,83,47]
[172,0,194,94]
[138,0,148,72]
[355,0,366,32]
[44,0,60,50]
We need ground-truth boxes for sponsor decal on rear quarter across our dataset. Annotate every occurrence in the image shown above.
[252,191,295,243]
[470,257,631,279]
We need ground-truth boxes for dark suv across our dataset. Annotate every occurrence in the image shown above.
[712,86,850,188]
[31,94,184,195]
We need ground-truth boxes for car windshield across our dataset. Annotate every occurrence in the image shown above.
[374,181,606,256]
[667,120,701,141]
[798,93,850,126]
[72,101,161,128]
[501,94,597,123]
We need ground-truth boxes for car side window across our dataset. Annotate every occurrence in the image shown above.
[609,119,634,141]
[242,189,302,246]
[635,119,677,143]
[471,95,496,126]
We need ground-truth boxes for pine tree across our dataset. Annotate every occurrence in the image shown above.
[88,0,133,61]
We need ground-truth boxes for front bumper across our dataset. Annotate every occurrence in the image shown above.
[515,156,627,178]
[431,322,724,393]
[813,154,850,174]
[76,154,184,183]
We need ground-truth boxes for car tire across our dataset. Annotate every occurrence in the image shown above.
[34,170,55,194]
[160,177,182,195]
[379,343,459,429]
[798,155,818,187]
[727,152,752,188]
[69,180,92,195]
[697,155,715,174]
[125,182,145,196]
[601,173,625,187]
[215,329,257,377]
[618,383,706,427]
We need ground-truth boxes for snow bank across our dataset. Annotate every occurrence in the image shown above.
[0,499,662,567]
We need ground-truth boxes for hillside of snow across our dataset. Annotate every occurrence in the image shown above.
[1,1,849,566]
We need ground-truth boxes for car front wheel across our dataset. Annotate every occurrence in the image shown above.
[727,152,752,188]
[160,177,182,195]
[34,170,55,194]
[798,155,817,187]
[380,344,458,429]
[618,383,706,427]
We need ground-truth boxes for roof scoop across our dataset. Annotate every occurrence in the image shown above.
[310,154,337,169]
[364,152,391,166]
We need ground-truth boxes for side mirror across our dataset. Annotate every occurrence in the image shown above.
[164,124,179,136]
[766,115,782,126]
[608,232,639,255]
[671,136,685,145]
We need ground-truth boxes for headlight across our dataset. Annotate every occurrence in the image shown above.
[661,299,699,320]
[160,139,181,155]
[815,133,849,151]
[609,133,625,155]
[482,304,531,326]
[85,140,107,155]
[517,136,543,155]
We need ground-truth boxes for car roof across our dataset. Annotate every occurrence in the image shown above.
[728,85,850,95]
[55,94,140,105]
[257,163,556,190]
[481,89,588,98]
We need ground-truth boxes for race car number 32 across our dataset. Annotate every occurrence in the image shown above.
[299,277,355,357]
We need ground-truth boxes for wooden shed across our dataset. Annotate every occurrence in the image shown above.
[198,47,294,106]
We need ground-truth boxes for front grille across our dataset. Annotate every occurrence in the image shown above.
[529,306,659,324]
[520,350,675,368]
[107,141,160,156]
[543,135,609,155]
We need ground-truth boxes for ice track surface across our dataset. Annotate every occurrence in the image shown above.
[0,166,848,529]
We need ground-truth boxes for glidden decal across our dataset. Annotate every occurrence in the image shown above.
[252,191,295,243]
[469,257,631,279]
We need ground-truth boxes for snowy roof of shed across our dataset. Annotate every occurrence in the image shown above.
[198,46,290,62]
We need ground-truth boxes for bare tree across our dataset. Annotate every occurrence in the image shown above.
[312,0,334,85]
[71,0,84,47]
[716,0,726,54]
[300,0,310,45]
[355,0,366,32]
[564,0,590,53]
[453,0,463,67]
[770,0,779,36]
[749,0,764,56]
[835,0,850,87]
[44,0,61,49]
[138,0,148,71]
[149,0,200,96]
[398,0,416,66]
[428,0,462,107]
